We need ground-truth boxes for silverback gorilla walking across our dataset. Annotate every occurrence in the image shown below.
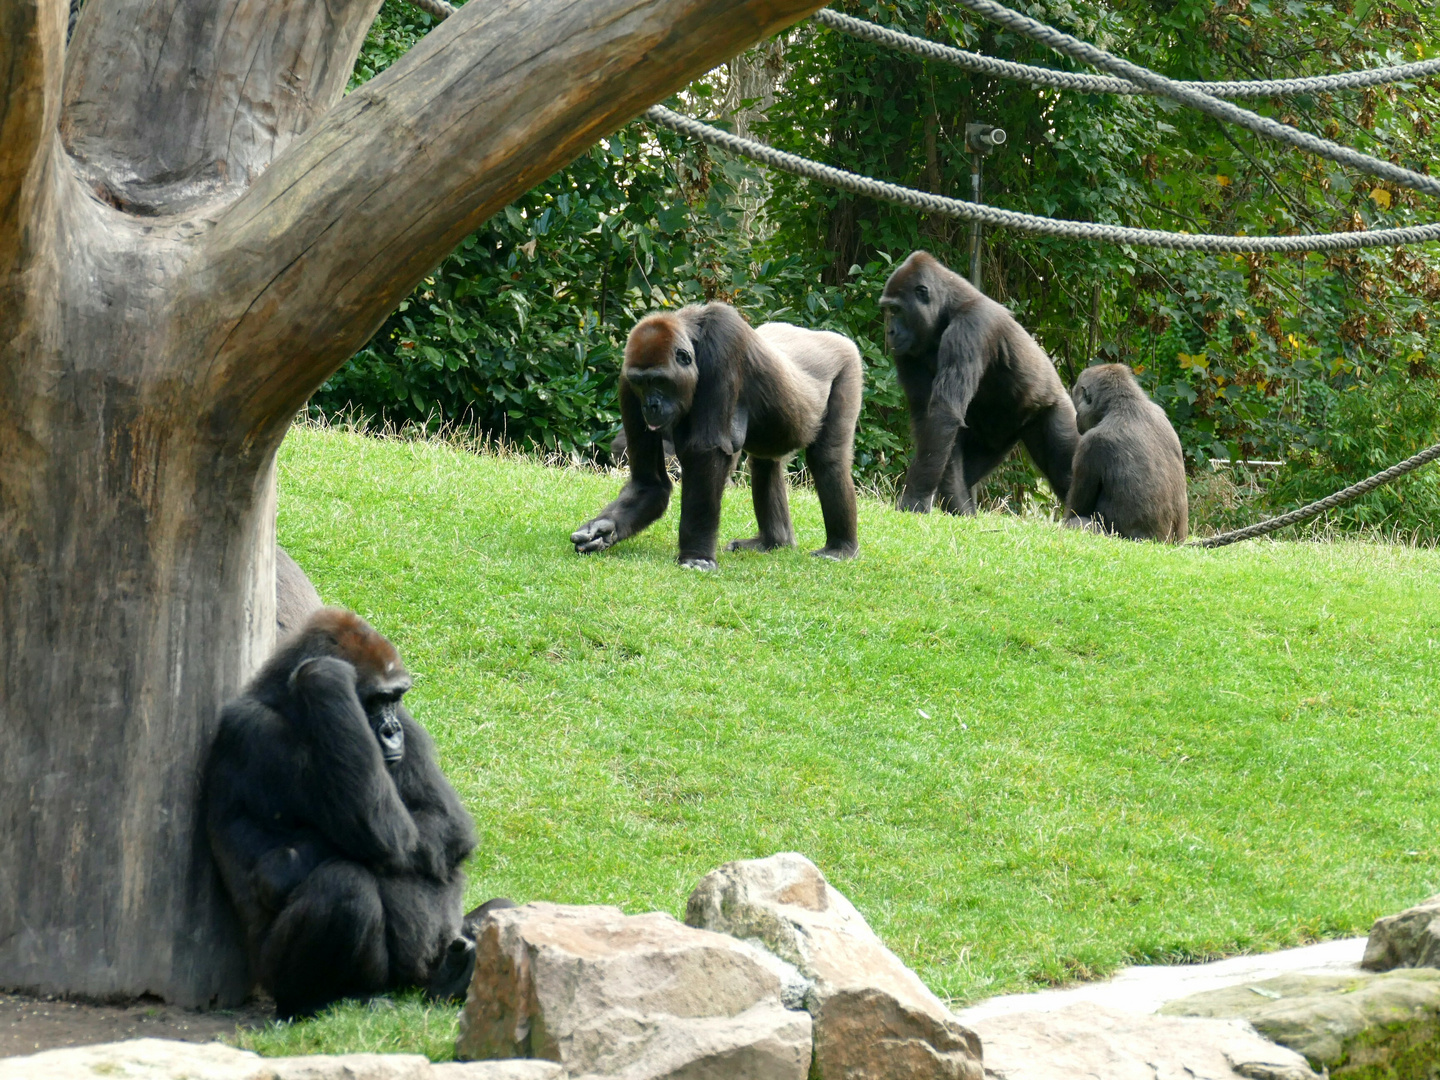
[205,609,479,1018]
[879,252,1077,513]
[1065,363,1188,541]
[571,302,862,569]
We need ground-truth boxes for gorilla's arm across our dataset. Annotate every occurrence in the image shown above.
[900,318,988,511]
[289,657,419,872]
[391,713,477,881]
[674,446,737,569]
[572,385,673,553]
[1064,440,1103,522]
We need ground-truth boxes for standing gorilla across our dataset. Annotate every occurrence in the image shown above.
[1065,364,1188,541]
[879,252,1077,514]
[205,608,478,1018]
[571,302,862,569]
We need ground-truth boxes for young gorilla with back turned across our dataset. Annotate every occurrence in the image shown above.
[879,252,1078,514]
[1065,363,1189,541]
[572,302,862,569]
[205,609,481,1019]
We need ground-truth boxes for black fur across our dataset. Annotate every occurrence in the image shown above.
[572,302,863,568]
[879,252,1078,514]
[1065,363,1188,541]
[204,609,477,1019]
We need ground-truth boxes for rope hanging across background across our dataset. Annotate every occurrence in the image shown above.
[645,105,1440,254]
[815,9,1440,98]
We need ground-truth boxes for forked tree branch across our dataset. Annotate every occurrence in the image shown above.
[195,0,826,432]
[62,0,385,215]
[0,0,63,273]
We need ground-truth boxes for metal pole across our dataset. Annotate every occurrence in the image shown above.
[964,123,1004,293]
[969,152,983,291]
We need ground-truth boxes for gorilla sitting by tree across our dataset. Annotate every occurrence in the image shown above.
[1065,363,1189,541]
[572,302,862,569]
[879,251,1078,514]
[205,608,481,1018]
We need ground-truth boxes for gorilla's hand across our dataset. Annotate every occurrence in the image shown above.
[678,556,718,571]
[289,655,358,693]
[897,488,935,513]
[571,516,618,554]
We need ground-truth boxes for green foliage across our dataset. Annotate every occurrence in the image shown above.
[321,0,1440,533]
[261,426,1440,1057]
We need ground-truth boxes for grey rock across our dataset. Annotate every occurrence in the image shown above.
[455,901,811,1079]
[432,1064,565,1079]
[0,1040,440,1080]
[1362,893,1440,971]
[970,1002,1320,1080]
[685,852,982,1080]
[1162,968,1440,1076]
[0,1039,265,1079]
[258,1052,432,1079]
[275,545,323,637]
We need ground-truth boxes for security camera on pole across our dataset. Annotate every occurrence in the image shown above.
[965,122,1006,292]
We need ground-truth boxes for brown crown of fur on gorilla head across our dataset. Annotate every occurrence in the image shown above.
[624,312,693,371]
[301,607,408,682]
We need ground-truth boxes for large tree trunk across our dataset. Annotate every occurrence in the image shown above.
[0,0,824,1006]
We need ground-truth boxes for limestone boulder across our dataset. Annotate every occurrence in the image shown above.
[455,901,812,1079]
[432,1065,564,1080]
[970,1002,1319,1080]
[1161,968,1440,1077]
[685,852,982,1080]
[0,1039,265,1080]
[0,1039,565,1080]
[1362,894,1440,971]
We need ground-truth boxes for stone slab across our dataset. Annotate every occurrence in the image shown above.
[971,1002,1319,1080]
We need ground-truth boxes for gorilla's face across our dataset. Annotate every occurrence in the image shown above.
[623,315,699,431]
[879,257,940,360]
[360,676,411,764]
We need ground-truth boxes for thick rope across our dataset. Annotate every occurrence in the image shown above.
[646,106,1440,254]
[1190,442,1440,547]
[954,0,1440,197]
[815,9,1440,99]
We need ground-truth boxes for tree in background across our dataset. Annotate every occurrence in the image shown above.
[331,0,1440,534]
[0,0,825,1005]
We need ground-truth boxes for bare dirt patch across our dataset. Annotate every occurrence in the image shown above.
[0,990,271,1057]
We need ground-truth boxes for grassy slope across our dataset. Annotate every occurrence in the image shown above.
[253,424,1440,1053]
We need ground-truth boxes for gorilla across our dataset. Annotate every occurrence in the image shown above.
[571,302,862,569]
[879,251,1078,514]
[205,608,480,1019]
[1065,363,1188,541]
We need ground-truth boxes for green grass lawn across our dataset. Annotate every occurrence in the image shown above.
[243,422,1440,1057]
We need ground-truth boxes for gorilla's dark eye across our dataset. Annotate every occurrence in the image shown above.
[675,348,693,367]
[915,285,930,303]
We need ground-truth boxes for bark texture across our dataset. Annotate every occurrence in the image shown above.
[0,0,824,1006]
